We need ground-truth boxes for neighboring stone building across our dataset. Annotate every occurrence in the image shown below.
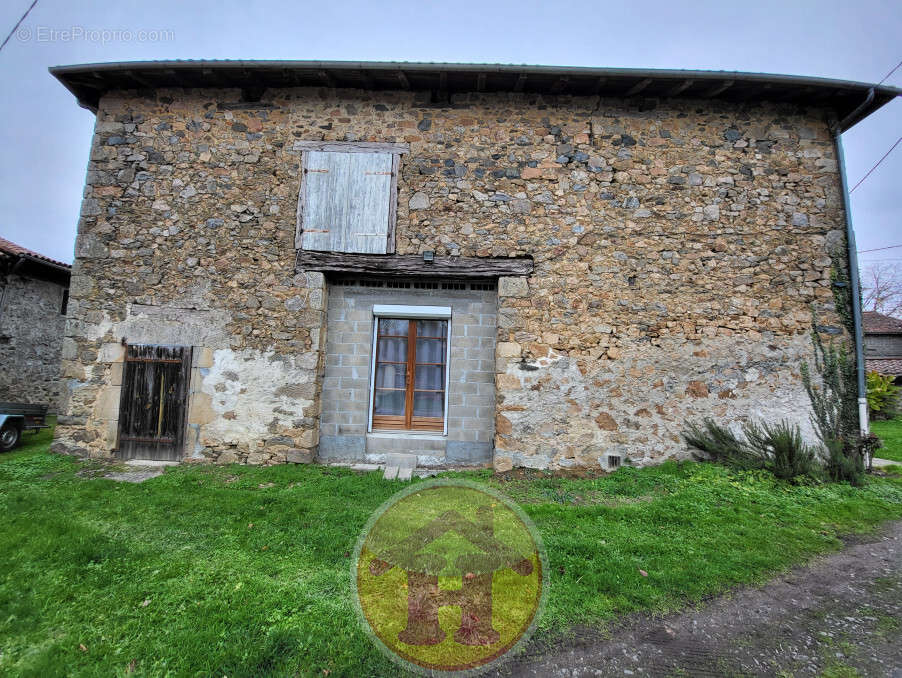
[0,236,71,410]
[864,311,902,383]
[49,61,898,469]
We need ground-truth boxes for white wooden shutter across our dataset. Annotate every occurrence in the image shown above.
[300,151,348,252]
[299,150,393,254]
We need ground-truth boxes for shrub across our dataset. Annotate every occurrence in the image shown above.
[823,437,865,487]
[867,371,900,420]
[682,418,763,470]
[742,419,818,481]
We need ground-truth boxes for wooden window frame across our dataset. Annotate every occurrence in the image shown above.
[294,141,408,255]
[368,305,452,435]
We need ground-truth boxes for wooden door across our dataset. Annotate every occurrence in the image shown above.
[116,344,192,461]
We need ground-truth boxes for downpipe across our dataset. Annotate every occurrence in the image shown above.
[830,88,874,468]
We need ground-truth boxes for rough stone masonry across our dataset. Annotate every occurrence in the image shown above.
[51,65,863,470]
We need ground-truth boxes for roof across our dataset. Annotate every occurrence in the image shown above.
[863,311,902,334]
[866,358,902,377]
[0,236,71,271]
[49,60,899,132]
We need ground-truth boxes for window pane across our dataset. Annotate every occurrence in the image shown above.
[379,318,409,336]
[377,337,408,363]
[375,364,406,389]
[374,389,406,416]
[415,338,446,364]
[413,391,444,418]
[416,319,447,338]
[415,365,444,390]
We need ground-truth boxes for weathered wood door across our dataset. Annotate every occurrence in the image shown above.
[116,345,192,461]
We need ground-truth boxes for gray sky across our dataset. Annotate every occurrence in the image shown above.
[0,0,899,267]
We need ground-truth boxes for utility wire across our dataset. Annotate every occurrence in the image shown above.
[859,244,902,253]
[876,59,902,87]
[0,0,37,52]
[849,136,902,193]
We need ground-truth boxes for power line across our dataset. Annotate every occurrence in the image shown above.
[0,0,37,52]
[849,136,902,193]
[877,59,902,87]
[859,244,902,253]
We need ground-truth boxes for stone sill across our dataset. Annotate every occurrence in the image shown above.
[366,431,447,441]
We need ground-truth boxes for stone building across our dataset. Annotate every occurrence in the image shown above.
[0,236,71,410]
[863,311,902,383]
[49,61,897,469]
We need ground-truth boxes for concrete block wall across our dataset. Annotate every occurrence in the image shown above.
[319,280,497,464]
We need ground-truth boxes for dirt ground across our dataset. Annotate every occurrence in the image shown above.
[499,521,902,677]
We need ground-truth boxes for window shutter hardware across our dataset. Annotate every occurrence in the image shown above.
[364,171,394,176]
[304,228,330,233]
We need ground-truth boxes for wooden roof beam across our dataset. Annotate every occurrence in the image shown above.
[551,76,569,94]
[666,79,694,97]
[624,78,653,96]
[318,70,335,87]
[702,80,734,97]
[513,73,527,92]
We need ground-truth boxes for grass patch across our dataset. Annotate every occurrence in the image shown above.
[872,417,902,462]
[2,426,902,676]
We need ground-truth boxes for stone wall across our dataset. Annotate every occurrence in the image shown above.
[320,280,497,464]
[54,84,849,468]
[0,272,67,410]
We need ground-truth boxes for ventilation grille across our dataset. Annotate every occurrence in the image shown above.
[334,278,496,292]
[605,454,622,470]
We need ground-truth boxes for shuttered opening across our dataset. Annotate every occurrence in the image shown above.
[116,344,192,461]
[299,150,394,254]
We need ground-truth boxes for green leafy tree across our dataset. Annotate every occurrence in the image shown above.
[866,371,899,420]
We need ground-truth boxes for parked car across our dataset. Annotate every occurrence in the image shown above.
[0,402,50,451]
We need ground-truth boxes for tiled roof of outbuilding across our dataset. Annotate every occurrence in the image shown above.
[0,236,71,269]
[863,311,902,335]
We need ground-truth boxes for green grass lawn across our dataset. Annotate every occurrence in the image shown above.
[2,426,902,677]
[872,417,902,462]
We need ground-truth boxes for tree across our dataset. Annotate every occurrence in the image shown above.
[860,262,902,318]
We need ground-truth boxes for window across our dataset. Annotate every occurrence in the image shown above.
[369,306,451,433]
[60,288,69,315]
[294,141,408,255]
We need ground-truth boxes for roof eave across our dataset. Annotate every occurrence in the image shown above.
[49,60,901,132]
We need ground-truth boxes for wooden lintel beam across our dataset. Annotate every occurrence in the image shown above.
[513,73,527,92]
[624,78,653,96]
[397,71,410,89]
[703,80,734,98]
[476,73,486,92]
[295,251,534,278]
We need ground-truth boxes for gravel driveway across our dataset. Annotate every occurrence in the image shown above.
[501,521,902,677]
